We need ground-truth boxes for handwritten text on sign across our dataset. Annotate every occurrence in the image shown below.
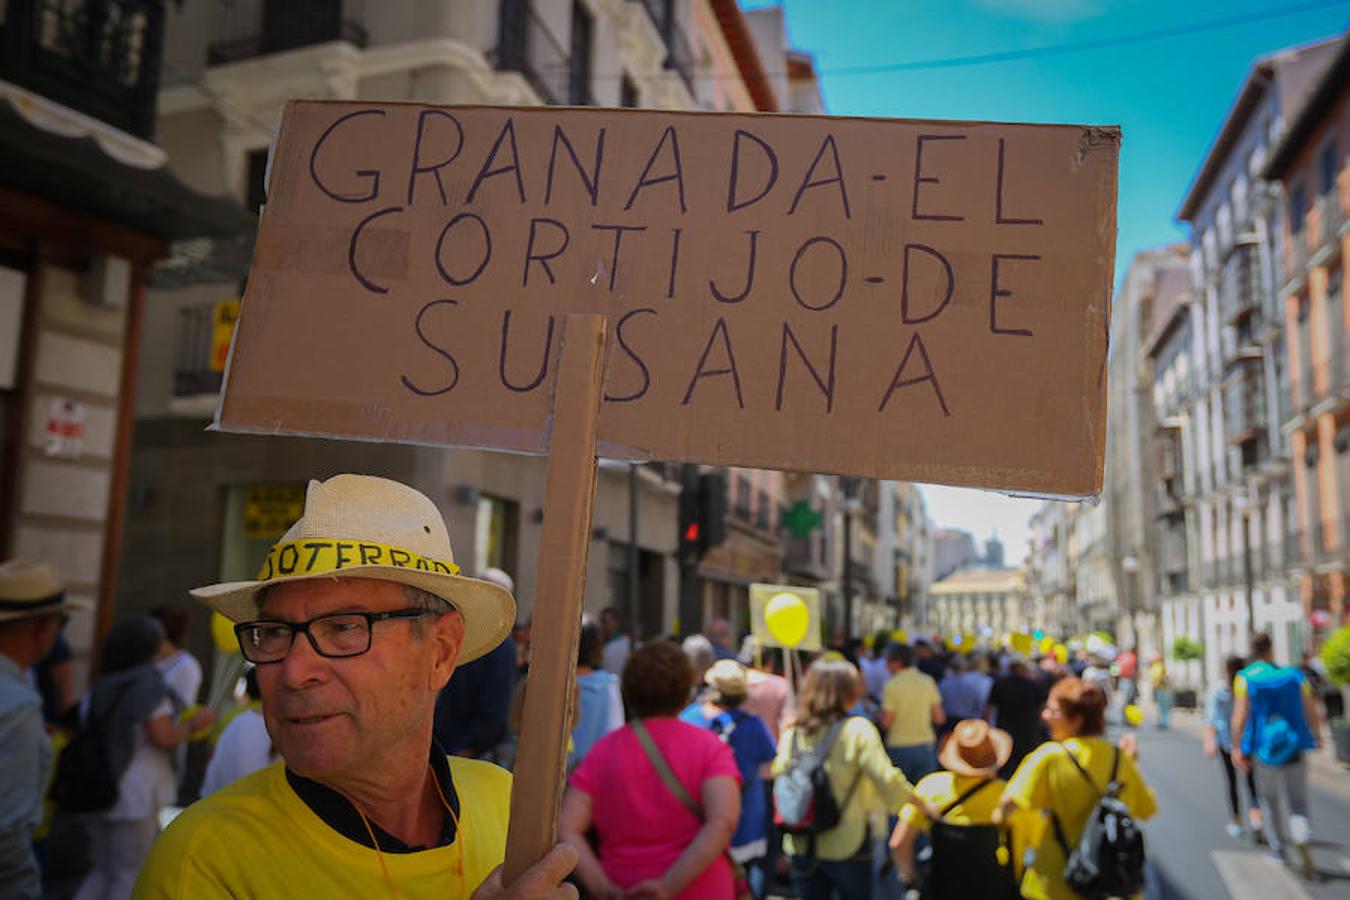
[221,102,1118,496]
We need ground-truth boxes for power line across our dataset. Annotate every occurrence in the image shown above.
[801,0,1350,77]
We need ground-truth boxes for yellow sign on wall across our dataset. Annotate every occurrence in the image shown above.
[243,483,305,540]
[210,299,240,372]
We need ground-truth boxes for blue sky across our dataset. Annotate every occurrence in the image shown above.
[749,0,1350,563]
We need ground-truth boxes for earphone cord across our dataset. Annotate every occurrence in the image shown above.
[347,764,466,900]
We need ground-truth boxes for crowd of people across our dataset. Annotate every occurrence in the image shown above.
[0,473,1335,899]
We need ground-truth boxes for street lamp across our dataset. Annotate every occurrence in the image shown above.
[1233,489,1256,635]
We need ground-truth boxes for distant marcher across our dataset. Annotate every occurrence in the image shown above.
[938,655,989,733]
[739,636,794,743]
[0,561,83,900]
[861,632,893,702]
[512,619,531,677]
[1081,655,1112,709]
[432,568,518,760]
[986,654,1048,779]
[201,669,274,796]
[1204,655,1262,840]
[1117,647,1139,710]
[562,640,741,899]
[33,632,76,725]
[75,614,214,900]
[681,660,777,899]
[773,659,914,900]
[150,605,203,711]
[1232,631,1323,879]
[572,618,623,769]
[999,678,1157,900]
[914,639,946,683]
[682,634,716,700]
[889,719,1020,898]
[1149,653,1173,729]
[880,643,945,783]
[707,618,738,661]
[600,607,633,675]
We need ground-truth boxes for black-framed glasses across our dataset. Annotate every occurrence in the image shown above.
[234,609,435,664]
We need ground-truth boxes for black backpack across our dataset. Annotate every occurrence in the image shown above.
[1051,744,1146,899]
[50,684,133,814]
[921,779,1019,899]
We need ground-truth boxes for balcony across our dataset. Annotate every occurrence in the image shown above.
[1224,361,1266,448]
[1285,228,1310,285]
[634,0,694,94]
[1219,241,1262,327]
[0,0,166,140]
[497,0,569,105]
[207,0,367,67]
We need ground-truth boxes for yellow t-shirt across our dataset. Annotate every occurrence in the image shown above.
[881,668,941,747]
[899,772,1035,879]
[132,758,511,899]
[1002,737,1157,900]
[772,716,913,861]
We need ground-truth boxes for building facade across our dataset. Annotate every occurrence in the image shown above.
[928,568,1027,640]
[1263,33,1350,651]
[0,0,251,683]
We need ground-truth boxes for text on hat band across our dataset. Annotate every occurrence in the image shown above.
[256,539,460,582]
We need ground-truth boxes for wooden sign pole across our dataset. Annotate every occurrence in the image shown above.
[503,313,608,884]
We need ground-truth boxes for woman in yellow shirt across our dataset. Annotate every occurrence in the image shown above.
[772,659,913,900]
[999,677,1158,900]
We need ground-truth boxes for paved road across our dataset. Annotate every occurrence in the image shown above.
[1131,722,1350,900]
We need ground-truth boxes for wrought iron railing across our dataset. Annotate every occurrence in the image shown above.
[207,0,367,66]
[498,0,569,104]
[0,0,165,139]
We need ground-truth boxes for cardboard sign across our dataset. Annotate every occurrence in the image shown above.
[218,101,1118,497]
[749,583,823,651]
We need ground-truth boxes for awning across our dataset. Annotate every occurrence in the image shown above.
[0,87,254,242]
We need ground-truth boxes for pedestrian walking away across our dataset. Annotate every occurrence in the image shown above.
[985,654,1047,779]
[773,658,914,900]
[569,618,623,770]
[562,640,742,899]
[0,560,87,900]
[681,659,778,899]
[889,718,1021,899]
[879,643,945,783]
[1149,653,1173,729]
[998,677,1157,900]
[1203,655,1262,841]
[1230,630,1323,880]
[132,474,576,899]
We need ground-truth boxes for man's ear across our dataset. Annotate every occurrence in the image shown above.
[429,610,466,690]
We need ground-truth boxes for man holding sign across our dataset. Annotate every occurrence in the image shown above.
[134,474,575,899]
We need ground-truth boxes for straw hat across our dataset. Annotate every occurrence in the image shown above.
[704,658,749,698]
[939,719,1013,777]
[190,474,514,664]
[0,560,89,623]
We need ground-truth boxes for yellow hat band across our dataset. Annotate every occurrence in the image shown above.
[256,539,461,582]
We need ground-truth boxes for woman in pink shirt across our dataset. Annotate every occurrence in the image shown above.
[562,640,742,899]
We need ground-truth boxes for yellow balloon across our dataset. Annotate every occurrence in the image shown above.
[211,612,239,654]
[1040,635,1056,655]
[1124,705,1144,727]
[1010,633,1034,655]
[891,629,909,645]
[764,592,810,648]
[1053,643,1069,665]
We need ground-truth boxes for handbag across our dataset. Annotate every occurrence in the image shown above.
[631,719,754,900]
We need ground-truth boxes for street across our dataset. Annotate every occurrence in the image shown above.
[1132,715,1350,900]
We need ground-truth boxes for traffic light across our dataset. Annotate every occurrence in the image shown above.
[677,467,729,563]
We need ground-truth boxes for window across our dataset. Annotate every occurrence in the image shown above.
[736,475,751,520]
[1318,142,1337,196]
[475,495,519,575]
[620,74,639,108]
[757,490,770,529]
[568,1,593,105]
[1289,181,1307,232]
[246,148,269,214]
